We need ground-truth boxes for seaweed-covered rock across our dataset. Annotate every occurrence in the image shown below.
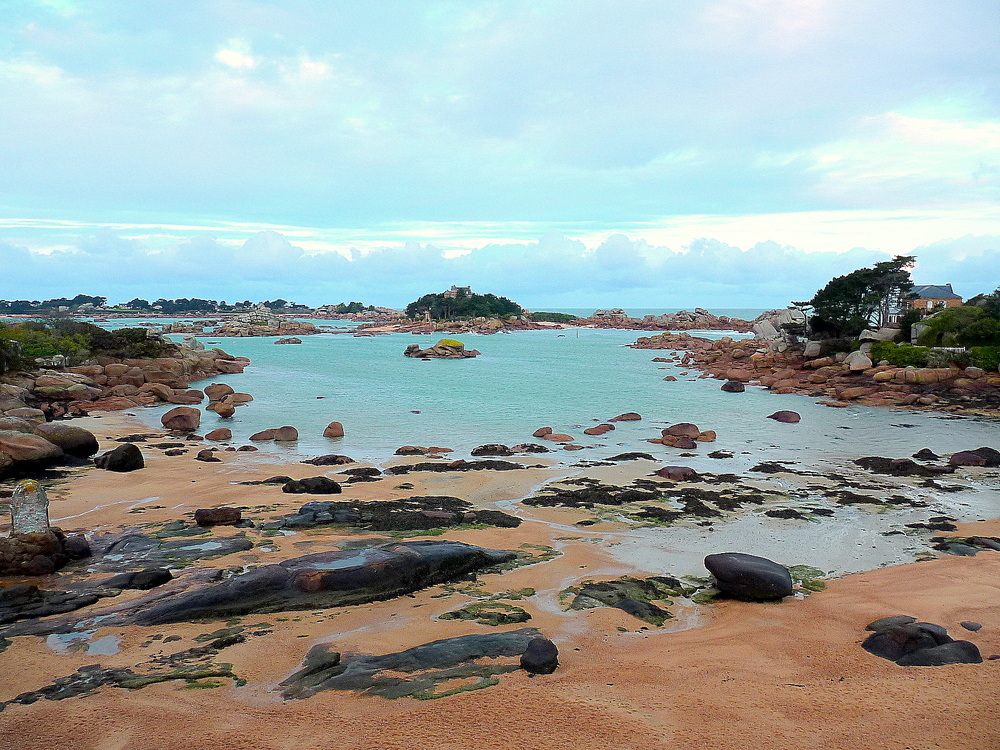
[270,496,520,532]
[100,568,173,590]
[704,552,794,601]
[282,628,540,699]
[282,477,342,494]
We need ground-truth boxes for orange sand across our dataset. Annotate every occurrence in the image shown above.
[0,413,998,750]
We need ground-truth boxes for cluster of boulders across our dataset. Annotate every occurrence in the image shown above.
[630,332,1000,413]
[0,528,91,576]
[648,422,716,449]
[203,383,253,419]
[211,310,319,337]
[862,616,983,666]
[0,346,248,421]
[404,340,480,359]
[0,422,102,478]
[580,308,752,332]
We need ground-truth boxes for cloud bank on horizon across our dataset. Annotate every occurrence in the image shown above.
[1,0,997,306]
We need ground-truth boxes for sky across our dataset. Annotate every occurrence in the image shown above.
[1,0,998,309]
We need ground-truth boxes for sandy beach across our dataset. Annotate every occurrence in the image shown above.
[1,408,998,750]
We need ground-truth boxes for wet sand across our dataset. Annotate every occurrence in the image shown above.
[1,412,998,750]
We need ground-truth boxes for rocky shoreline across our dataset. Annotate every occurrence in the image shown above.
[631,331,1000,418]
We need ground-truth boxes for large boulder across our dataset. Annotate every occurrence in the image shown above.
[664,423,700,439]
[323,421,345,438]
[0,430,65,473]
[721,380,745,393]
[704,552,794,601]
[94,443,144,472]
[161,406,200,432]
[843,350,873,372]
[32,423,99,458]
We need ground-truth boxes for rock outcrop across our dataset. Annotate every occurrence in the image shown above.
[404,339,480,359]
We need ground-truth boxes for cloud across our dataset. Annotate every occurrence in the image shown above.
[1,228,996,310]
[0,1,996,225]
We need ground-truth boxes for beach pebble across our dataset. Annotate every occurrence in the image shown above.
[960,621,982,632]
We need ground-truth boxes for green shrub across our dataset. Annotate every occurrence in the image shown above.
[927,349,971,369]
[868,341,930,367]
[528,312,579,323]
[970,346,1000,372]
[917,305,1000,346]
[0,321,169,368]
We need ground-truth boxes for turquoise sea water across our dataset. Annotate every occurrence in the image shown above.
[123,327,1000,478]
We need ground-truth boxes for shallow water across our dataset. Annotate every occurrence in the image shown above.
[128,328,999,477]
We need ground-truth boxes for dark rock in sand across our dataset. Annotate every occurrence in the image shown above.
[471,444,513,457]
[94,443,144,472]
[867,615,917,632]
[100,568,173,590]
[862,621,956,663]
[387,460,536,474]
[194,507,242,526]
[302,454,355,466]
[704,552,794,601]
[195,449,221,462]
[270,496,520,532]
[854,456,952,477]
[510,443,550,453]
[896,640,982,666]
[605,452,656,462]
[79,531,254,574]
[968,536,1000,551]
[961,621,982,632]
[282,628,542,699]
[282,477,342,495]
[520,637,559,674]
[0,584,107,625]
